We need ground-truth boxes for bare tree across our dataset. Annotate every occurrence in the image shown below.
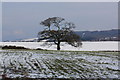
[38,17,82,50]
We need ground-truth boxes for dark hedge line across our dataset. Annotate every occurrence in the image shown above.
[2,45,43,50]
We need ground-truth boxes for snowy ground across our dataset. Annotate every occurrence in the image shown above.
[0,41,119,79]
[0,50,119,79]
[0,41,119,51]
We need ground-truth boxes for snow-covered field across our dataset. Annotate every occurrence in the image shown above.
[0,41,119,79]
[0,41,119,51]
[0,50,119,79]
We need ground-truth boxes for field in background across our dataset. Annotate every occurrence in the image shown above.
[0,41,119,51]
[0,49,119,79]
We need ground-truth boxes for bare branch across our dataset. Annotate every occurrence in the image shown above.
[38,17,82,50]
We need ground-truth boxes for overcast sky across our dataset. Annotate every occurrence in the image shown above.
[0,2,1,42]
[1,0,120,2]
[2,2,118,41]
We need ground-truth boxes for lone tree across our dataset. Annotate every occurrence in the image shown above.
[38,17,82,50]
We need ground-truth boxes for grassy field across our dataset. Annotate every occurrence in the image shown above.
[0,49,119,79]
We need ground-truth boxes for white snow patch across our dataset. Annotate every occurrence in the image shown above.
[0,41,119,51]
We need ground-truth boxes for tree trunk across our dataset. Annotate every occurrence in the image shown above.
[57,42,60,50]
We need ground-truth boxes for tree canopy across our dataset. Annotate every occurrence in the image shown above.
[38,17,82,50]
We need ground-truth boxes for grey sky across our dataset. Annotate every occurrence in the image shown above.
[0,2,2,42]
[1,0,120,2]
[2,2,118,41]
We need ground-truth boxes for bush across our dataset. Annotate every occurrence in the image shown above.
[2,45,43,50]
[2,45,29,49]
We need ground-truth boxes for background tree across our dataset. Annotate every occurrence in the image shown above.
[38,17,82,50]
